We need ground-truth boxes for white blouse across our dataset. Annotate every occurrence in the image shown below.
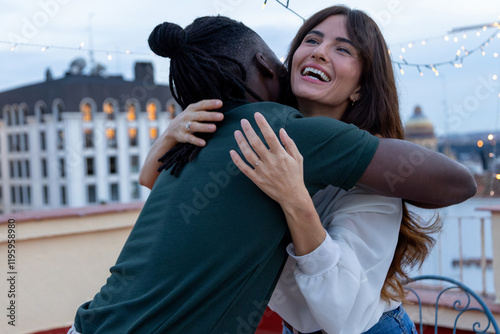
[268,186,403,334]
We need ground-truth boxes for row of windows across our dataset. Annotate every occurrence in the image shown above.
[2,181,140,207]
[84,127,158,149]
[7,133,29,153]
[86,181,140,204]
[8,131,64,153]
[38,185,67,206]
[85,155,140,176]
[81,102,169,123]
[5,126,156,154]
[7,155,139,181]
[37,158,65,178]
[4,107,28,126]
[9,160,30,179]
[3,99,179,127]
[39,131,64,151]
[3,103,64,126]
[8,155,138,181]
[10,185,32,205]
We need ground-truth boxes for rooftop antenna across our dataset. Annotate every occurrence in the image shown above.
[88,12,96,75]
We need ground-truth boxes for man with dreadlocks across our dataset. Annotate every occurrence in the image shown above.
[69,16,475,334]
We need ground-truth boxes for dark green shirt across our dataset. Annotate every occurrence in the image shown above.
[74,102,379,333]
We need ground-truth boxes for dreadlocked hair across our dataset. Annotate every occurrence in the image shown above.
[148,16,265,176]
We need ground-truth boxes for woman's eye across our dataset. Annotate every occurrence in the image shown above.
[337,47,352,55]
[304,38,318,45]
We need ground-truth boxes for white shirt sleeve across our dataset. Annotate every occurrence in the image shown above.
[272,187,402,334]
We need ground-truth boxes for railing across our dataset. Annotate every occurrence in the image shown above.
[408,211,495,297]
[404,275,500,333]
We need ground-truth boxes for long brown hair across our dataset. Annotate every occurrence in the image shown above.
[287,5,441,302]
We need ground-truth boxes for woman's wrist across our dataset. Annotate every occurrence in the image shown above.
[279,187,316,218]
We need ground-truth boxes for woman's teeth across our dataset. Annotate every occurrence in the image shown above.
[302,67,331,82]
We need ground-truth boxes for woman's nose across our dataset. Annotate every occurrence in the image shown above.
[311,45,327,62]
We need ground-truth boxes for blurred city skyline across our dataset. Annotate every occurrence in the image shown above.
[1,0,499,135]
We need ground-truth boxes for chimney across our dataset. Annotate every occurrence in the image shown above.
[134,62,154,83]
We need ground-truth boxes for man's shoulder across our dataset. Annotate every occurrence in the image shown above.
[225,102,302,128]
[229,102,299,115]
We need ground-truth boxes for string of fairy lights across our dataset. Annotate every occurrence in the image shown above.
[1,0,499,78]
[261,0,500,77]
[391,27,500,77]
[0,40,152,60]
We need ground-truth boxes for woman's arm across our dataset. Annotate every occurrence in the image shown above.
[230,114,402,333]
[139,99,223,189]
[230,114,325,256]
[288,190,403,334]
[230,113,403,333]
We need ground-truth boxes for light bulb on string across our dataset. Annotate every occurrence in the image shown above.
[431,65,439,76]
[10,44,17,51]
[417,65,423,76]
[398,63,404,75]
[79,42,85,49]
[463,33,467,39]
[262,0,267,9]
[483,26,488,31]
[456,50,461,56]
[421,40,426,46]
[493,74,498,81]
[408,42,413,48]
[494,52,499,58]
[477,31,481,37]
[107,53,112,61]
[444,35,450,41]
[453,36,459,42]
[398,55,408,65]
[126,50,131,54]
[41,46,48,52]
[401,47,406,53]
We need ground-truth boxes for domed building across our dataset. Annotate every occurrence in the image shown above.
[404,105,438,151]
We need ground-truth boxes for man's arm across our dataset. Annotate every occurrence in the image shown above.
[358,138,477,208]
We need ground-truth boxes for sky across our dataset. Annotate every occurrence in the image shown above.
[0,0,499,135]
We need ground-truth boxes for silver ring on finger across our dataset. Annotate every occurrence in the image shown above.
[255,159,261,166]
[186,121,193,133]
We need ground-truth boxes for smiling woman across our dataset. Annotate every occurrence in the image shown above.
[291,15,362,120]
[234,5,439,334]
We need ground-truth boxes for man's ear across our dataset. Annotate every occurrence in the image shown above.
[254,52,275,78]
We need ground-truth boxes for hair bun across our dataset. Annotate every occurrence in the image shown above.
[148,22,188,59]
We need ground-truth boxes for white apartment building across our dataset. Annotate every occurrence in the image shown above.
[0,61,179,214]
